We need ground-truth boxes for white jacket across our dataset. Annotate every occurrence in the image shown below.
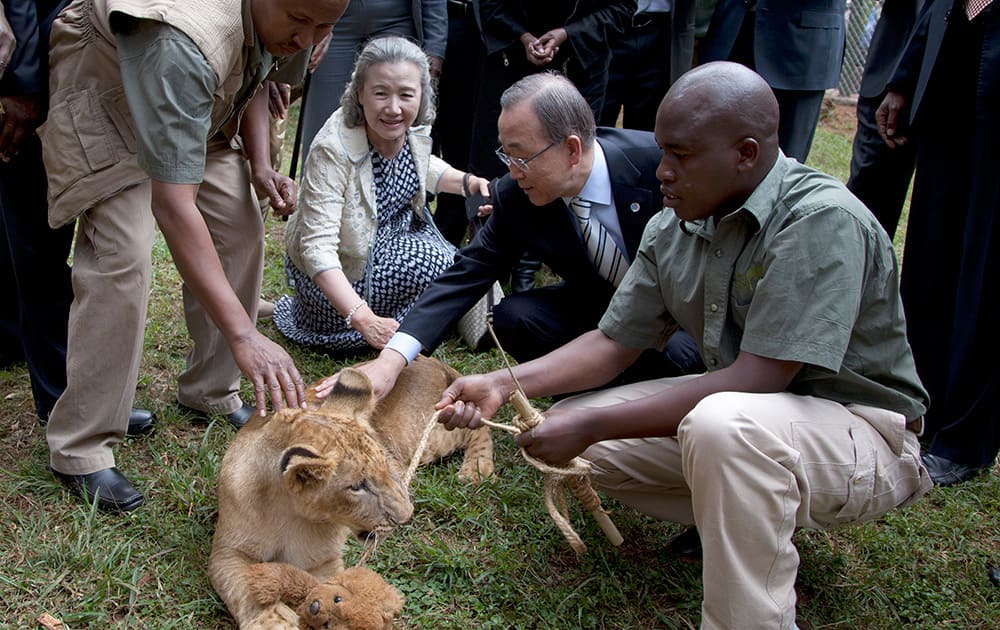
[285,107,449,282]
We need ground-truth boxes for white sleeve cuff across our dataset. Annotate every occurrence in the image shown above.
[385,332,422,364]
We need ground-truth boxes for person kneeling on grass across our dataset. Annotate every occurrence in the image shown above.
[433,61,933,629]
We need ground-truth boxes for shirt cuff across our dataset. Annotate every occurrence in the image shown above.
[385,332,422,364]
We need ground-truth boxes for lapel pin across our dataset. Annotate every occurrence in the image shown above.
[629,202,640,212]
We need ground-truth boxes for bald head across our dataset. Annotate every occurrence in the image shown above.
[661,61,779,163]
[653,62,781,223]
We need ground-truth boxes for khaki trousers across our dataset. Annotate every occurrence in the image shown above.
[47,142,263,475]
[558,376,932,630]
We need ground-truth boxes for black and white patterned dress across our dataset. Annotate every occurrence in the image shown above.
[273,142,457,352]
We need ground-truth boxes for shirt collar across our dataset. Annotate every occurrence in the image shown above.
[686,150,790,240]
[245,0,274,74]
[563,142,612,208]
[735,150,791,232]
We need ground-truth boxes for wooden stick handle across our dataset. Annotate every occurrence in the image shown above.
[590,509,624,546]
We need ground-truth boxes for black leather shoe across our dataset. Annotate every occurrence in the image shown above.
[127,408,157,436]
[179,403,256,429]
[664,526,702,561]
[922,452,984,486]
[224,404,256,428]
[52,466,144,513]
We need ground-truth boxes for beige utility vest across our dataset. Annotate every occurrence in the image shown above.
[39,0,250,228]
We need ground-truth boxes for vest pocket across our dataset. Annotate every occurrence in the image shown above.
[39,86,136,204]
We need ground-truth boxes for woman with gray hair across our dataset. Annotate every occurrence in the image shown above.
[274,36,491,353]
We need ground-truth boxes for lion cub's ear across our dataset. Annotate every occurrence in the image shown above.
[320,368,377,425]
[280,445,333,493]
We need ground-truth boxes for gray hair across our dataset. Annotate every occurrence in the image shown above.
[340,36,436,128]
[499,71,595,149]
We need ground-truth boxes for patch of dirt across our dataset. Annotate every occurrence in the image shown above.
[819,94,859,138]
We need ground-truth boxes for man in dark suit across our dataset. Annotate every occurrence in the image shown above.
[325,72,702,399]
[877,0,999,485]
[699,0,847,161]
[846,0,922,238]
[0,0,158,433]
[601,0,697,131]
[0,0,75,418]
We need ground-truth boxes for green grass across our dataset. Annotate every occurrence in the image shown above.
[0,100,997,628]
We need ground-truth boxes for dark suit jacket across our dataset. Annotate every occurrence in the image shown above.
[700,0,847,91]
[0,0,67,97]
[477,0,635,116]
[858,0,922,98]
[889,0,976,126]
[400,126,663,352]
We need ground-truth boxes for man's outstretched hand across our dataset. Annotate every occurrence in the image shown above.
[315,348,407,401]
[231,331,306,416]
[434,372,510,430]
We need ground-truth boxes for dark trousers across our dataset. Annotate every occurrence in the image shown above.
[600,12,674,131]
[772,88,826,163]
[432,0,487,247]
[492,283,704,381]
[0,138,74,419]
[847,91,916,239]
[725,11,826,162]
[901,10,999,469]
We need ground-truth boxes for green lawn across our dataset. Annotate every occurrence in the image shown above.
[0,100,996,629]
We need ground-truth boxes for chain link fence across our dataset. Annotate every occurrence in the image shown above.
[839,0,885,96]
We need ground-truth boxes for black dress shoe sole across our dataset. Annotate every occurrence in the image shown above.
[52,468,145,513]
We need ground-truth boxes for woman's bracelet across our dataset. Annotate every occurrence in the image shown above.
[462,171,473,197]
[345,300,367,328]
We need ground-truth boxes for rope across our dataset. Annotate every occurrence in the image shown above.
[355,318,623,564]
[482,325,623,555]
[483,390,623,555]
[356,410,441,567]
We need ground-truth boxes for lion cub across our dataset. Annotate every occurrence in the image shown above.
[209,356,494,629]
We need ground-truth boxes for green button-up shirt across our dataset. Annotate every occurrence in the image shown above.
[600,153,929,421]
[114,4,307,183]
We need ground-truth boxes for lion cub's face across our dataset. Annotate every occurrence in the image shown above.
[273,370,414,536]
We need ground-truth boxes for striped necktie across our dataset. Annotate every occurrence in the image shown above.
[570,197,627,286]
[967,0,993,19]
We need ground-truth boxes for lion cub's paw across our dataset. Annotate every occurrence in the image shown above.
[457,456,495,483]
[245,562,319,607]
[240,603,300,630]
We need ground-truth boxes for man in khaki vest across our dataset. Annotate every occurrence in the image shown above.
[38,0,348,513]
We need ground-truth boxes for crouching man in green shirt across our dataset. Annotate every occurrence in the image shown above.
[435,62,933,629]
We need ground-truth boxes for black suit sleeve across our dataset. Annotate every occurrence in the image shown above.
[396,181,524,353]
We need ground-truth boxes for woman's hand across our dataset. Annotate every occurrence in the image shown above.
[350,306,399,349]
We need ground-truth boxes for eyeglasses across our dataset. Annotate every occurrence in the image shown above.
[495,140,557,171]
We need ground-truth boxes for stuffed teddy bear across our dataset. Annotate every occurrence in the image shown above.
[245,563,405,630]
